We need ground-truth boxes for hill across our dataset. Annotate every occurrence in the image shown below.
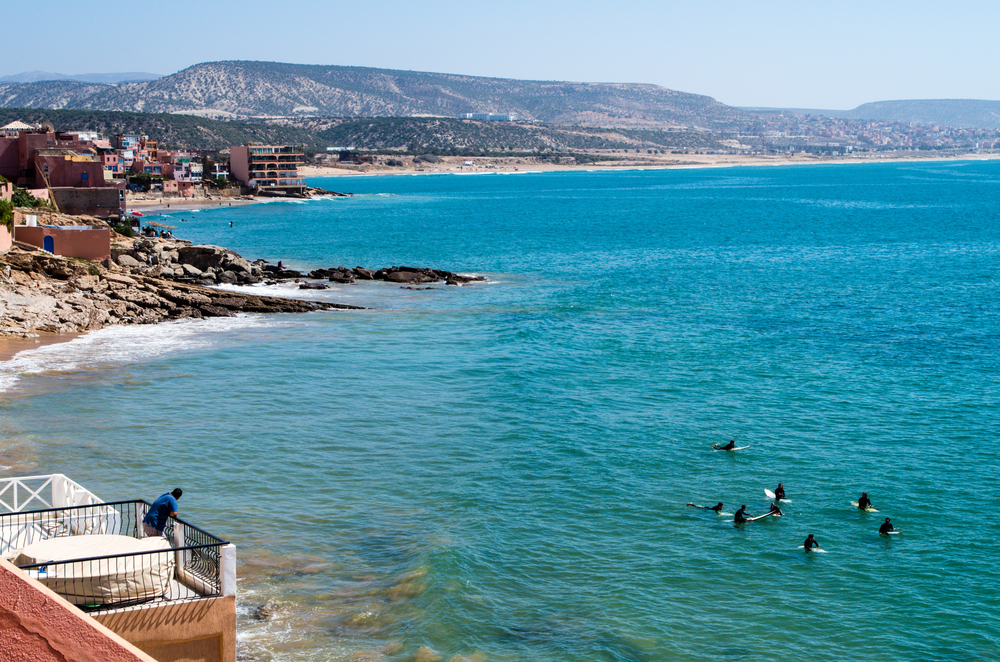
[743,100,1000,129]
[0,61,757,130]
[0,108,327,152]
[836,99,1000,128]
[0,108,729,155]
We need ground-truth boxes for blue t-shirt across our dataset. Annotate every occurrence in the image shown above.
[143,493,179,530]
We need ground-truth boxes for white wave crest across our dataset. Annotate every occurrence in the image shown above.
[0,315,283,394]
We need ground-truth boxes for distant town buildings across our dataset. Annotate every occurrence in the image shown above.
[463,113,518,122]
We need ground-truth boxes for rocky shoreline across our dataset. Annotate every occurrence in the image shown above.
[1,234,485,338]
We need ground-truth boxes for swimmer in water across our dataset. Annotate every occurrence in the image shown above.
[767,502,783,517]
[857,492,873,510]
[804,534,820,551]
[734,505,749,523]
[687,502,724,512]
[774,483,785,500]
[712,440,737,451]
[879,517,894,535]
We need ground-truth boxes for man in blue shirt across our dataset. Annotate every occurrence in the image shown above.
[143,488,182,537]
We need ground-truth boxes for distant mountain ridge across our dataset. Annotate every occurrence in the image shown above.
[0,60,756,130]
[0,71,162,84]
[745,100,1000,129]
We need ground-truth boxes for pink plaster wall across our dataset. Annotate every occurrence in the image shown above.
[0,558,156,662]
[14,226,111,261]
[0,223,11,253]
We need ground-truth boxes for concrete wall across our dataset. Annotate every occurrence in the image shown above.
[49,186,123,218]
[0,222,10,254]
[14,225,111,261]
[0,558,157,662]
[94,595,237,662]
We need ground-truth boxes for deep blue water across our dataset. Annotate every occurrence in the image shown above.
[2,162,999,661]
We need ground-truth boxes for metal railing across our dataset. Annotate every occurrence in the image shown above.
[2,500,230,612]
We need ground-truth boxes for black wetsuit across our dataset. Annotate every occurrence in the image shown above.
[879,521,894,535]
[709,503,723,513]
[775,486,785,500]
[858,495,872,509]
[769,503,782,516]
[804,536,819,551]
[717,441,736,451]
[734,508,748,523]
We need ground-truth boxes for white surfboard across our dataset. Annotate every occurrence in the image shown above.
[797,545,828,553]
[765,489,792,502]
[851,501,879,512]
[713,445,750,451]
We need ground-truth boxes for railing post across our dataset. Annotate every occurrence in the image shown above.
[221,544,237,597]
[51,474,68,507]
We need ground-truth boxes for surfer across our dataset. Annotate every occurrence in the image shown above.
[734,505,749,523]
[712,440,736,451]
[687,502,724,512]
[803,534,820,551]
[767,502,783,517]
[879,517,894,535]
[857,492,873,510]
[774,483,785,500]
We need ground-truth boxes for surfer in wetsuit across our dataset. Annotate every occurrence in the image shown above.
[857,492,873,510]
[803,534,820,551]
[768,502,783,517]
[687,502,724,512]
[713,440,737,451]
[774,483,785,500]
[734,505,749,523]
[879,517,894,535]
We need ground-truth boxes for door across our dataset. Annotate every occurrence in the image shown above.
[43,236,54,253]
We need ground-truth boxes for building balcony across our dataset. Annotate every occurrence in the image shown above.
[1,474,234,614]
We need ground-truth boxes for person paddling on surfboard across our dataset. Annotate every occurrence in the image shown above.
[879,517,894,535]
[767,502,783,517]
[687,502,724,512]
[774,483,785,500]
[734,505,749,523]
[857,492,873,510]
[713,440,737,451]
[803,534,820,551]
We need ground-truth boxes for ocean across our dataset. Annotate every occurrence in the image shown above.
[2,161,999,661]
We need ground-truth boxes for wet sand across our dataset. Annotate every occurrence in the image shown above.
[0,333,80,363]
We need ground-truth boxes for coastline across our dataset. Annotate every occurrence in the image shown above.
[0,333,79,363]
[299,151,1000,178]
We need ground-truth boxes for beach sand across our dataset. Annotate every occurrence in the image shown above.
[0,333,79,363]
[299,151,1000,178]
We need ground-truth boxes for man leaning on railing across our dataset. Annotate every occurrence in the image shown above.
[142,488,182,537]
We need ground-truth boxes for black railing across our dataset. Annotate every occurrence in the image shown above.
[1,500,228,612]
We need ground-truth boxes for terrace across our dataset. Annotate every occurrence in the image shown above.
[0,474,235,614]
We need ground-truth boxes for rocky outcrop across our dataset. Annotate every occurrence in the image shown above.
[305,265,485,286]
[0,246,361,337]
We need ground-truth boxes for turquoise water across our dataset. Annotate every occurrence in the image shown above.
[3,162,1000,661]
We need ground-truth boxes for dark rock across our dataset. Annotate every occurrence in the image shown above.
[298,282,330,290]
[272,270,302,279]
[353,267,375,280]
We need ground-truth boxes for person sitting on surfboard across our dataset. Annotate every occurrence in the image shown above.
[767,502,783,517]
[804,534,820,551]
[713,440,736,451]
[734,505,749,523]
[857,492,873,510]
[687,501,724,512]
[879,517,894,535]
[774,483,785,500]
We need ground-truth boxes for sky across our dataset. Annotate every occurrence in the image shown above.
[6,0,999,110]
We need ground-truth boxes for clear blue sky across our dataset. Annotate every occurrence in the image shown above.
[7,0,998,109]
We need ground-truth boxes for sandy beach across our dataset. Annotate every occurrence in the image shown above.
[299,151,1000,178]
[0,333,79,363]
